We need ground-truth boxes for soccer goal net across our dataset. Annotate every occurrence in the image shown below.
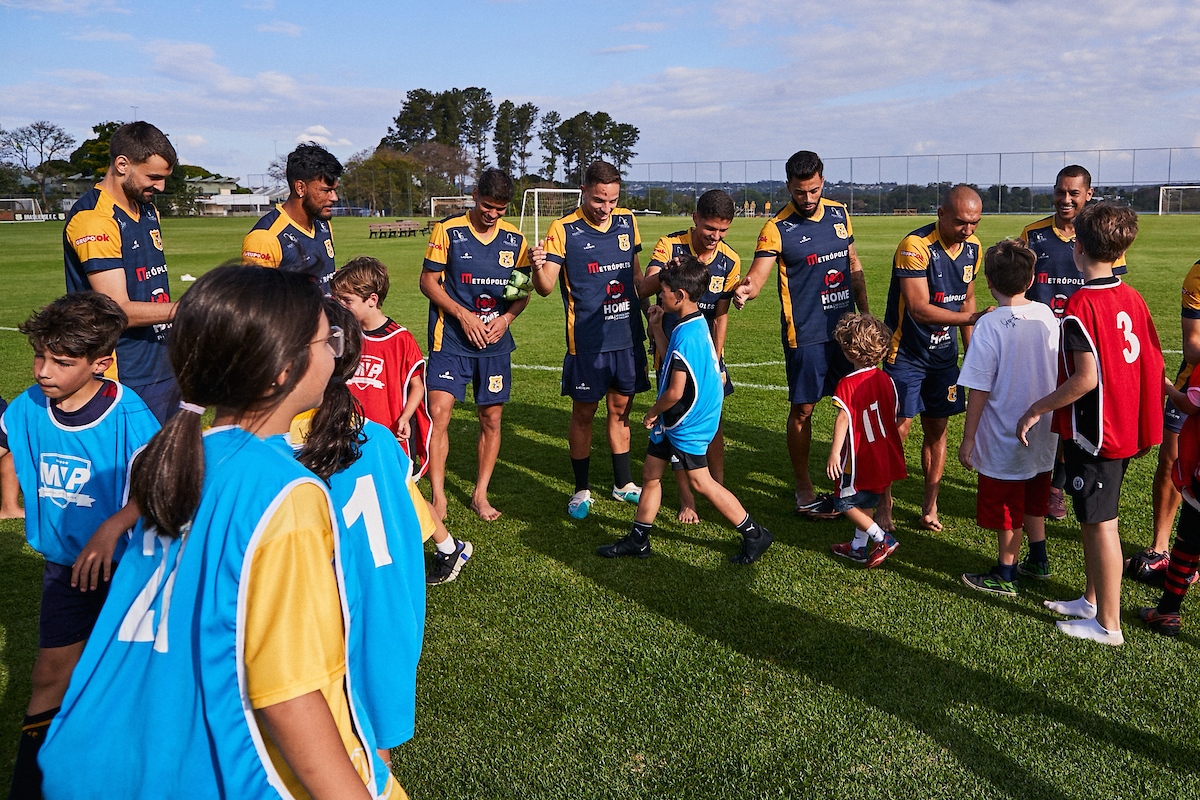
[1158,186,1200,215]
[429,195,474,219]
[519,188,582,243]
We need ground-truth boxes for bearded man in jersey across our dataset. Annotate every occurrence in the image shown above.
[530,160,649,519]
[878,184,987,532]
[733,150,869,514]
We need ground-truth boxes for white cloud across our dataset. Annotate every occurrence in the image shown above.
[595,44,649,54]
[181,134,206,147]
[296,125,352,148]
[255,20,302,36]
[69,30,133,41]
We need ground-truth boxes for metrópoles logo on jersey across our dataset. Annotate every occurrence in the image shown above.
[603,278,631,321]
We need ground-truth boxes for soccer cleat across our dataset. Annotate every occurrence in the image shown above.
[596,532,652,559]
[830,541,868,563]
[568,489,594,519]
[961,571,1018,597]
[1138,607,1182,637]
[611,483,642,504]
[426,539,473,586]
[864,533,899,569]
[1016,558,1052,580]
[1123,549,1169,585]
[1055,617,1124,646]
[1047,487,1067,520]
[1043,595,1097,619]
[731,525,773,564]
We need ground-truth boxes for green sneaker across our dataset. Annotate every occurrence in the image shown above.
[961,571,1018,597]
[1016,558,1052,580]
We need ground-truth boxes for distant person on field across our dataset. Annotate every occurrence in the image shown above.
[957,240,1060,597]
[242,142,342,293]
[640,189,740,523]
[877,185,987,533]
[63,121,179,422]
[825,313,906,569]
[733,150,869,515]
[3,293,159,798]
[419,168,532,522]
[597,256,773,564]
[1017,204,1163,646]
[1019,165,1126,521]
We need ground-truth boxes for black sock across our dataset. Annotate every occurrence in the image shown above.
[9,706,57,800]
[612,451,633,488]
[735,513,759,537]
[572,457,590,493]
[631,521,653,541]
[1028,540,1048,562]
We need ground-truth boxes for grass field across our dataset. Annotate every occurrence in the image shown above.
[2,211,1199,798]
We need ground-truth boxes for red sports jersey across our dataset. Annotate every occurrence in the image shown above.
[347,319,433,478]
[1052,280,1164,458]
[832,367,907,494]
[1172,368,1200,494]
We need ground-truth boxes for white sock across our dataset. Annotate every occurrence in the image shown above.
[1055,617,1124,646]
[865,523,885,543]
[1043,595,1097,619]
[851,529,869,549]
[435,536,457,555]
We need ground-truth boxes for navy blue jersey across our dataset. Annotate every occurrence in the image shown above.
[242,204,337,293]
[885,223,981,368]
[1020,216,1127,317]
[650,312,723,456]
[754,199,855,348]
[64,186,173,388]
[544,208,642,355]
[423,215,530,357]
[648,228,741,337]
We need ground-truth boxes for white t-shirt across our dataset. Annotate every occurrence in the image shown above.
[958,301,1060,480]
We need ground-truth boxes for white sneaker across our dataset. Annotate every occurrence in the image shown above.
[611,482,642,504]
[568,489,593,519]
[1043,595,1097,619]
[1055,617,1124,646]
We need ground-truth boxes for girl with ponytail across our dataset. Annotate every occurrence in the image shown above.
[41,267,396,799]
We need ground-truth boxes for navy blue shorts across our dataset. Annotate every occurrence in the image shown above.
[427,351,511,405]
[40,561,112,648]
[720,359,734,398]
[562,348,642,403]
[885,358,964,419]
[130,378,181,424]
[831,488,883,513]
[784,341,851,405]
[631,342,652,395]
[1165,397,1186,435]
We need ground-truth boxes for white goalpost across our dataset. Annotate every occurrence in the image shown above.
[429,195,474,218]
[518,188,582,243]
[1158,186,1200,215]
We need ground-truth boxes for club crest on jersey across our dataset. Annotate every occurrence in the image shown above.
[962,263,974,283]
[833,223,849,239]
[325,239,335,259]
[38,454,95,509]
[618,234,631,251]
[489,374,504,393]
[709,275,724,294]
[150,229,163,250]
[349,355,385,390]
[499,250,515,268]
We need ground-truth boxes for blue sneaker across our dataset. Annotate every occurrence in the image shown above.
[611,483,641,504]
[568,489,593,519]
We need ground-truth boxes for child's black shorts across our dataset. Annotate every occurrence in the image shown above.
[1063,441,1129,525]
[39,561,112,649]
[647,436,708,471]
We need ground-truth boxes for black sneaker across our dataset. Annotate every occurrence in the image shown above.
[1124,549,1169,585]
[1016,558,1052,580]
[961,571,1018,597]
[1138,606,1182,637]
[427,539,473,585]
[597,532,651,559]
[731,526,773,564]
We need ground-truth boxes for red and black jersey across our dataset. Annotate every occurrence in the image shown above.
[1052,278,1164,458]
[831,367,907,494]
[1172,369,1200,493]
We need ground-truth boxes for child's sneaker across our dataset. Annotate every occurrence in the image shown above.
[427,539,473,586]
[864,533,898,569]
[1047,487,1067,520]
[1138,607,1182,637]
[730,525,773,564]
[1016,558,1052,580]
[961,571,1018,597]
[830,541,867,563]
[568,489,594,519]
[596,532,652,559]
[611,483,642,504]
[1123,548,1169,585]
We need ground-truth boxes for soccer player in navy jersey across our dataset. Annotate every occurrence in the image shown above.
[530,161,648,519]
[242,143,342,293]
[420,169,531,521]
[63,122,179,422]
[733,151,869,514]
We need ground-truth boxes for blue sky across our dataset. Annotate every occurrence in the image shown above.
[3,0,1199,186]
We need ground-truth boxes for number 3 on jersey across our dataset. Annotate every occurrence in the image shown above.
[342,474,393,568]
[1116,310,1141,364]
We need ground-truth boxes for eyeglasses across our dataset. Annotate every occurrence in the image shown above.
[312,325,344,358]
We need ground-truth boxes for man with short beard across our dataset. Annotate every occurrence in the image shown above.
[64,121,179,422]
[242,142,342,294]
[734,150,869,514]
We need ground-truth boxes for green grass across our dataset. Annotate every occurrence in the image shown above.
[1,212,1199,798]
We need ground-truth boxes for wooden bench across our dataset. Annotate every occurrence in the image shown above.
[368,220,423,238]
[892,208,918,215]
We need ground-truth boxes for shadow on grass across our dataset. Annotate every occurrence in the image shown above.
[522,526,1200,796]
